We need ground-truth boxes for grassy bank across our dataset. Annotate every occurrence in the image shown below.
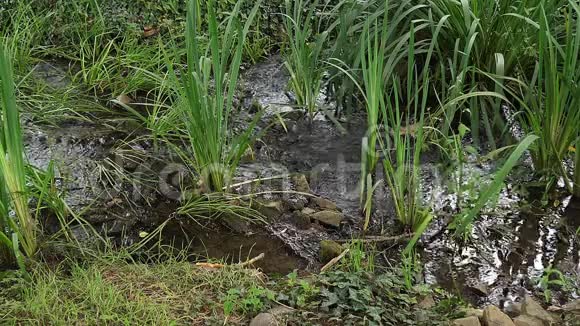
[0,250,464,325]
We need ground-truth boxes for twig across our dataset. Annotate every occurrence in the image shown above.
[335,233,413,244]
[238,253,265,267]
[195,253,265,270]
[320,248,349,272]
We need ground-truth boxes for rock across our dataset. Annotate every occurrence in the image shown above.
[292,211,311,229]
[310,197,339,210]
[463,308,484,319]
[268,305,294,316]
[417,294,435,309]
[469,282,489,297]
[221,215,251,234]
[301,207,316,215]
[452,316,481,326]
[521,295,554,325]
[284,195,307,211]
[249,312,277,326]
[513,315,543,326]
[563,299,580,314]
[320,240,343,263]
[310,210,344,228]
[483,305,515,326]
[292,174,310,193]
[505,302,523,317]
[252,201,284,219]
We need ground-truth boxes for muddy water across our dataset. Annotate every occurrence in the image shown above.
[423,183,580,306]
[160,220,307,274]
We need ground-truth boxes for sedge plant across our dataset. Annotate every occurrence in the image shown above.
[174,0,263,192]
[380,37,430,231]
[356,0,430,226]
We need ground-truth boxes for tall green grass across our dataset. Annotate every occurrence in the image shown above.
[429,0,567,147]
[0,43,36,265]
[174,0,262,192]
[517,0,580,194]
[282,0,328,121]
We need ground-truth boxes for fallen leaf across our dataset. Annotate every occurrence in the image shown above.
[116,94,133,105]
[143,26,159,38]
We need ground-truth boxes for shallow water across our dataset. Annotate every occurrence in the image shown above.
[26,56,579,307]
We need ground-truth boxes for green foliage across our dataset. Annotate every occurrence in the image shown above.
[0,254,267,324]
[281,270,465,325]
[223,285,275,316]
[537,265,570,303]
[379,23,435,231]
[430,0,567,147]
[344,240,376,273]
[279,270,321,308]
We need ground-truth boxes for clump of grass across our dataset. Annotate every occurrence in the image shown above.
[0,43,36,266]
[282,0,329,121]
[517,0,580,195]
[174,0,263,192]
[380,25,431,231]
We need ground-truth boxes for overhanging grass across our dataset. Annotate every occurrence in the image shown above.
[0,43,36,265]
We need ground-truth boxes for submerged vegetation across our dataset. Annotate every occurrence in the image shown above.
[1,0,580,324]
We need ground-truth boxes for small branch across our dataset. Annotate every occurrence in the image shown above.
[195,253,265,270]
[238,253,265,268]
[320,248,350,272]
[335,233,413,244]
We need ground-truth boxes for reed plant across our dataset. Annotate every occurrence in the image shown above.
[174,0,262,192]
[517,0,580,194]
[0,44,36,266]
[282,0,329,121]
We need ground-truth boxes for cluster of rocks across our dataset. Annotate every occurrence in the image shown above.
[453,295,578,326]
[248,173,345,230]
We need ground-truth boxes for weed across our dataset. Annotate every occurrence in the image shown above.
[223,285,275,316]
[537,265,569,303]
